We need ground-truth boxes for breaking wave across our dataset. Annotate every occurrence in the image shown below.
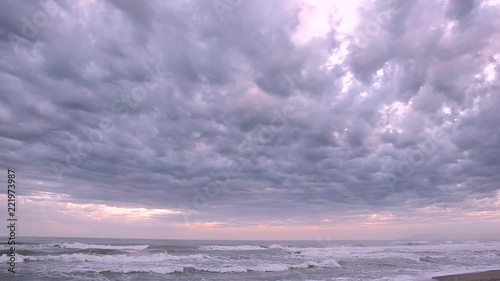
[199,245,268,251]
[60,243,149,250]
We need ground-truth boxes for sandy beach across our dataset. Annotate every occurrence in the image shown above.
[433,270,500,281]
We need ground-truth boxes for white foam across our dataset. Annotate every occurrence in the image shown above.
[213,259,341,272]
[0,254,24,263]
[195,261,340,273]
[4,240,499,278]
[269,244,288,250]
[61,242,149,250]
[197,263,291,273]
[0,253,209,263]
[54,264,187,274]
[89,265,186,274]
[304,259,342,268]
[372,274,422,281]
[52,260,340,274]
[280,240,500,260]
[0,242,59,250]
[199,245,267,251]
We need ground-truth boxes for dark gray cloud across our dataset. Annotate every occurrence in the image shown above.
[0,0,499,228]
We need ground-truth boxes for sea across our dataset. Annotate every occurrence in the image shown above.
[0,237,499,280]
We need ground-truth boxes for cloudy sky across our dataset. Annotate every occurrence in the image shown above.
[1,0,499,240]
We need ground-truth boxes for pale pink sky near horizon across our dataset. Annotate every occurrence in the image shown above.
[1,190,499,240]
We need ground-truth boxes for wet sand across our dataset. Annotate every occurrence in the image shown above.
[433,270,500,281]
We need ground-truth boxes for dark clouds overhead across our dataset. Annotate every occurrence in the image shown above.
[1,0,499,228]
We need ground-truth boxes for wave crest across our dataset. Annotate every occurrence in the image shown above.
[199,245,267,251]
[61,242,149,250]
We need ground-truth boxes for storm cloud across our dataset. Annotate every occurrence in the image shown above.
[0,0,499,238]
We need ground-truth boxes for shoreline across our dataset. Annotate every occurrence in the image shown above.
[433,270,500,281]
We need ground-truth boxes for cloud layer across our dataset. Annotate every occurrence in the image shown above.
[1,0,499,238]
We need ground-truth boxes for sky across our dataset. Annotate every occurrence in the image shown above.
[0,0,499,240]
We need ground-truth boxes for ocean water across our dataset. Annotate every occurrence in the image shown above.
[0,237,499,280]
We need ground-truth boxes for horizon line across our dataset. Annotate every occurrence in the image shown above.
[4,235,499,242]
